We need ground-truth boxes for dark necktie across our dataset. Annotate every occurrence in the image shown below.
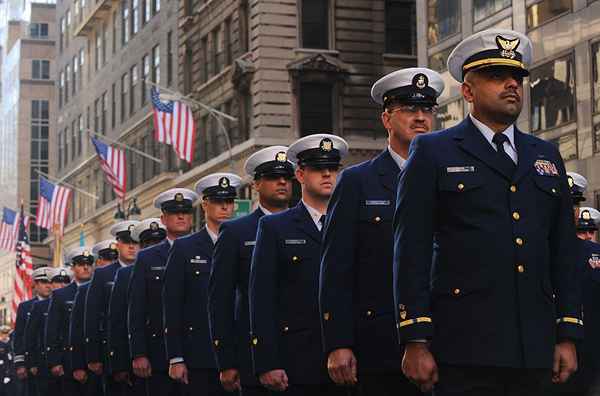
[319,215,326,230]
[492,133,516,177]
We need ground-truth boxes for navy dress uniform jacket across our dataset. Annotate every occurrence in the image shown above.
[579,239,600,384]
[24,299,50,376]
[68,282,89,373]
[393,117,582,369]
[128,240,171,371]
[163,228,216,369]
[107,265,134,373]
[45,282,78,370]
[249,202,328,385]
[320,150,402,373]
[208,208,264,386]
[14,297,38,367]
[84,262,120,365]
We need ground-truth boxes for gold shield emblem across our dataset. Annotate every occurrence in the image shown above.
[109,243,117,250]
[175,192,184,202]
[83,250,90,257]
[276,152,287,162]
[219,177,230,188]
[496,35,520,59]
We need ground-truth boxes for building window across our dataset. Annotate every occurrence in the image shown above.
[30,23,49,38]
[301,0,329,49]
[65,65,71,103]
[121,73,128,123]
[167,31,173,86]
[112,11,117,54]
[474,0,511,23]
[102,23,107,65]
[58,131,63,169]
[59,17,65,52]
[527,0,572,30]
[224,18,232,66]
[59,71,65,108]
[31,100,49,242]
[112,83,117,129]
[94,97,100,132]
[71,121,77,160]
[591,41,600,153]
[79,48,85,88]
[65,10,71,48]
[153,0,160,15]
[130,65,138,115]
[202,36,209,83]
[434,99,464,130]
[78,114,83,155]
[530,53,576,133]
[122,1,129,45]
[132,0,139,35]
[427,0,460,45]
[385,0,416,55]
[183,41,193,94]
[31,60,50,79]
[72,57,78,94]
[64,127,70,166]
[95,32,101,71]
[142,54,149,104]
[143,0,151,24]
[152,45,160,84]
[212,28,220,75]
[239,0,250,53]
[300,82,333,136]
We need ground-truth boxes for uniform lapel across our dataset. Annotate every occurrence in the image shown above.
[293,202,321,244]
[454,117,513,181]
[158,239,171,262]
[512,129,537,184]
[376,150,401,193]
[197,227,215,256]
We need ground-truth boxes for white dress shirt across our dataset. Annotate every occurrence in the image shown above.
[302,200,325,231]
[469,114,518,164]
[258,203,273,215]
[206,226,219,244]
[388,146,406,170]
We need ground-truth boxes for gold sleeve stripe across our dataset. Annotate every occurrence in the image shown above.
[556,317,584,326]
[399,317,432,328]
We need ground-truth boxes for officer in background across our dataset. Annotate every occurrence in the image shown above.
[319,68,444,396]
[163,174,241,396]
[107,218,166,393]
[129,189,196,396]
[85,221,139,382]
[208,146,294,395]
[14,270,50,396]
[576,207,599,242]
[26,268,70,396]
[68,240,116,396]
[249,134,348,395]
[0,326,11,396]
[46,249,94,395]
[393,28,580,395]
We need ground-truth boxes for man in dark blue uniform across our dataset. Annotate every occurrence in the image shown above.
[319,67,444,396]
[14,270,52,396]
[84,221,139,387]
[108,218,167,394]
[0,326,12,396]
[46,249,94,395]
[393,28,581,395]
[208,146,294,395]
[249,134,348,396]
[128,189,196,396]
[163,173,241,396]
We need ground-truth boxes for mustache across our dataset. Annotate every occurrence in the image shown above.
[500,90,520,100]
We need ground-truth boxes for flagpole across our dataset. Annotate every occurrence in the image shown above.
[89,131,162,163]
[52,224,62,268]
[146,80,236,171]
[34,169,99,200]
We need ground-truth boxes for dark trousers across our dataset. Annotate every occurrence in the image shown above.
[433,365,551,396]
[62,374,103,396]
[133,371,180,396]
[184,369,226,396]
[353,372,422,396]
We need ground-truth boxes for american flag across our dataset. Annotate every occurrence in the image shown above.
[36,177,72,235]
[151,87,196,163]
[0,208,30,252]
[11,205,33,322]
[91,137,127,200]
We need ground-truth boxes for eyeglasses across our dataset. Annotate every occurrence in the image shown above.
[387,105,438,115]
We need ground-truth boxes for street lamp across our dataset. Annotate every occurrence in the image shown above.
[114,197,142,220]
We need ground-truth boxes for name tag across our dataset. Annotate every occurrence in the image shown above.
[365,200,391,206]
[285,239,306,245]
[244,241,256,246]
[190,257,207,264]
[447,166,475,173]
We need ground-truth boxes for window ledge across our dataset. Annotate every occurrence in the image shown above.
[382,53,417,60]
[294,48,339,57]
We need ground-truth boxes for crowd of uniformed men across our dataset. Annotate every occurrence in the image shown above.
[5,28,600,396]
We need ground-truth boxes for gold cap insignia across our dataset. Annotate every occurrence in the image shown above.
[496,35,520,60]
[174,192,184,202]
[276,151,287,162]
[568,176,574,188]
[219,177,230,188]
[320,138,333,152]
[412,73,428,90]
[582,210,591,220]
[150,222,159,231]
[83,250,90,257]
[109,243,117,250]
[400,310,407,320]
[128,224,136,232]
[60,270,67,276]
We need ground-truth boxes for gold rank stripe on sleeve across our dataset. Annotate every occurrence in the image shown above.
[556,317,584,326]
[398,316,433,328]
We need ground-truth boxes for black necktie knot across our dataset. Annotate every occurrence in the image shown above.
[492,133,509,150]
[319,215,326,226]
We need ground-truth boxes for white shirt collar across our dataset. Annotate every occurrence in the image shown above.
[469,114,515,150]
[206,226,219,244]
[301,200,325,231]
[118,259,129,268]
[37,295,48,301]
[257,203,272,216]
[387,146,406,170]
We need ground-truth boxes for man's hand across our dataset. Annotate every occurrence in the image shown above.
[29,367,38,376]
[553,341,578,384]
[132,356,152,379]
[50,365,64,377]
[87,362,103,376]
[220,368,241,392]
[113,371,131,385]
[402,343,438,392]
[16,366,27,380]
[327,348,358,386]
[73,369,88,384]
[169,362,189,384]
[259,369,288,392]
